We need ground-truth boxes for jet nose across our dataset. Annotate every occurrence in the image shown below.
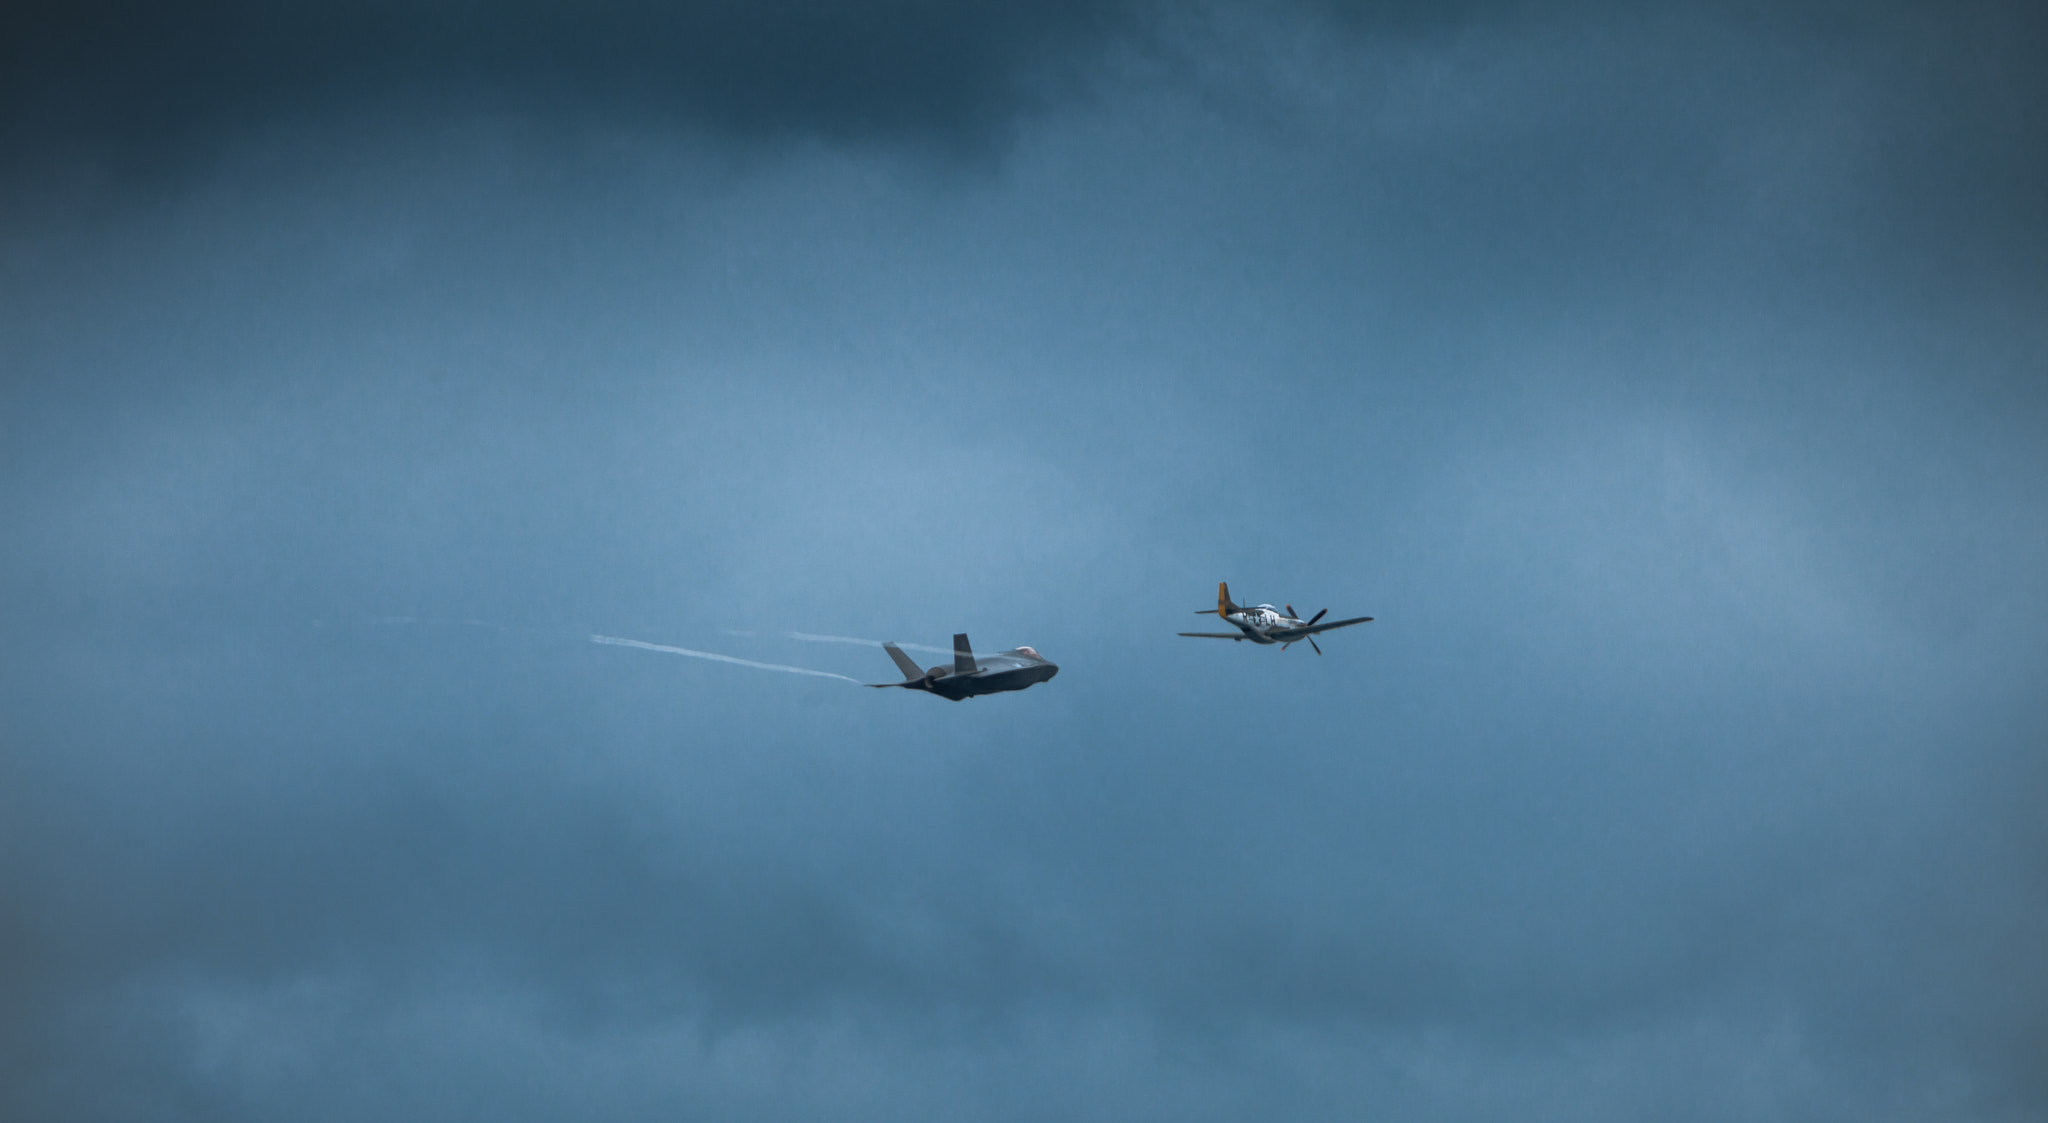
[1043,663,1059,679]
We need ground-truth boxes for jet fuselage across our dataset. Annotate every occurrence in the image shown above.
[873,635,1057,700]
[919,649,1059,699]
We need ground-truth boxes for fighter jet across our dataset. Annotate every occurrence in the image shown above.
[870,633,1058,700]
[1178,582,1373,654]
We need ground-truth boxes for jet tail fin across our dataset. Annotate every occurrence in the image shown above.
[882,642,924,682]
[953,634,976,675]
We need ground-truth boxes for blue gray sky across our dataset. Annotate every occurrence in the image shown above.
[3,2,2044,1119]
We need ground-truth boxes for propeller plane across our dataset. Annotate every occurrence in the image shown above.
[1178,582,1373,654]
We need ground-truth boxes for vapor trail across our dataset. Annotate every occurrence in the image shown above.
[590,634,864,683]
[786,631,957,657]
[368,615,551,635]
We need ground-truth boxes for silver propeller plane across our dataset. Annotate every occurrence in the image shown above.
[871,634,1058,700]
[1179,582,1373,654]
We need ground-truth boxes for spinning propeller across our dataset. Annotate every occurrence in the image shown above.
[1284,605,1328,654]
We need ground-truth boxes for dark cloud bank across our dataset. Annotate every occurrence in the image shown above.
[2,0,1151,166]
[3,2,2045,1121]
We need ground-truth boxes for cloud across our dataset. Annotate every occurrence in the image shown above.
[0,0,1153,171]
[2,2,2044,1119]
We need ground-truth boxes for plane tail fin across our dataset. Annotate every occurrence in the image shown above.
[883,642,924,682]
[953,634,976,675]
[1218,582,1241,617]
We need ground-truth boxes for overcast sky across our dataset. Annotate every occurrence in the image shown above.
[3,2,2044,1120]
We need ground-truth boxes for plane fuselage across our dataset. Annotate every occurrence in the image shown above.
[1223,604,1300,642]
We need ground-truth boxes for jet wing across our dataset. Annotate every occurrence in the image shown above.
[1177,631,1246,640]
[882,642,925,681]
[1268,615,1373,639]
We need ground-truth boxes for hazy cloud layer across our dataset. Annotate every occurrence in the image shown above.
[3,2,2044,1120]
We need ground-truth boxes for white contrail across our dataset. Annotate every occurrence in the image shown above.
[364,617,881,682]
[590,634,864,684]
[786,631,959,657]
[368,616,548,635]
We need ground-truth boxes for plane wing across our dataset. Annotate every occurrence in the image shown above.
[1268,615,1373,639]
[1177,631,1247,640]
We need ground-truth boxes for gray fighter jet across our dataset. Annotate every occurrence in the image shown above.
[871,634,1058,700]
[1179,582,1373,653]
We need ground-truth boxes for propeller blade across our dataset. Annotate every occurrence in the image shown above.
[1286,604,1298,620]
[1309,637,1322,655]
[1308,608,1327,626]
